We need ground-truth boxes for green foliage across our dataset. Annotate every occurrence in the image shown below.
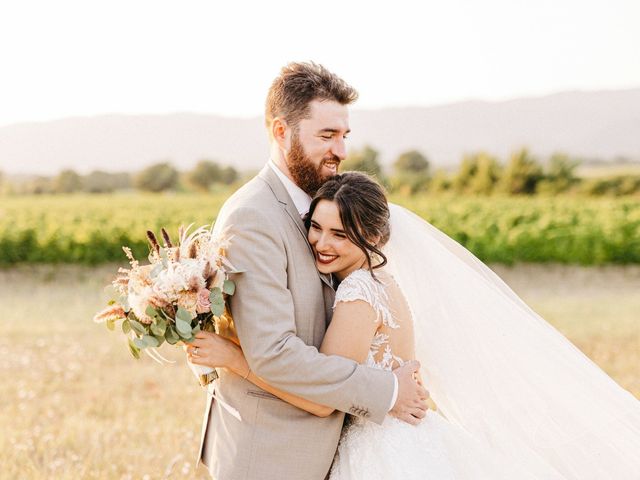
[19,176,54,195]
[579,175,640,196]
[390,195,640,265]
[341,145,384,178]
[187,160,239,191]
[1,192,638,266]
[453,152,501,194]
[389,150,430,194]
[429,169,452,193]
[82,171,131,193]
[498,148,543,194]
[220,165,239,185]
[537,153,581,194]
[0,192,228,265]
[209,288,225,316]
[222,279,236,295]
[394,150,429,173]
[53,169,83,193]
[134,162,179,192]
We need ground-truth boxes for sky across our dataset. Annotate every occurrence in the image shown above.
[0,0,639,127]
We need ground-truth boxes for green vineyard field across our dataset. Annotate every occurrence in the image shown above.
[1,192,638,265]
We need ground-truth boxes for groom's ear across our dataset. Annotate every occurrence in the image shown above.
[271,117,289,149]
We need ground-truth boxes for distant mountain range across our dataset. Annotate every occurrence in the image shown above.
[1,89,639,175]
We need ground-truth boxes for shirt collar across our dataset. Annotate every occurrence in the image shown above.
[268,159,312,217]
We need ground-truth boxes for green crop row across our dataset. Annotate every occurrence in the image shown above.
[0,192,638,265]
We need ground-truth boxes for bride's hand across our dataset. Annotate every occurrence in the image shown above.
[186,331,246,373]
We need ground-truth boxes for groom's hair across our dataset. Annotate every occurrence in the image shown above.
[265,62,358,136]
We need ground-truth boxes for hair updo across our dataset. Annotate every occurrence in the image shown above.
[305,172,391,274]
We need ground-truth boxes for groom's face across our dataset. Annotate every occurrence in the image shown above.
[286,99,350,196]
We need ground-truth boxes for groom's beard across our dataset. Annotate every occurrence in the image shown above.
[287,135,340,196]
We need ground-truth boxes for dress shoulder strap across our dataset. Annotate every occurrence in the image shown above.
[334,269,398,328]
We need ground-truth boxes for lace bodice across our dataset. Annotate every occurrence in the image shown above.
[333,269,406,371]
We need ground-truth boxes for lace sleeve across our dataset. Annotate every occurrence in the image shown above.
[333,270,396,328]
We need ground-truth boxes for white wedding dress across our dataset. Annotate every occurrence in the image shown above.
[330,205,640,479]
[329,269,545,480]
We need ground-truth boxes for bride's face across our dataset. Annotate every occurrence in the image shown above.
[308,199,367,280]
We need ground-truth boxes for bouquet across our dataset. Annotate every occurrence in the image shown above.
[93,224,239,386]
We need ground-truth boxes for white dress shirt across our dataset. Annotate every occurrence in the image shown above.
[269,159,311,217]
[267,159,399,412]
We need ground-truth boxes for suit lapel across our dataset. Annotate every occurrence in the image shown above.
[258,165,333,290]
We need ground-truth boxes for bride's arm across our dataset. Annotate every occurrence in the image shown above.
[187,300,379,417]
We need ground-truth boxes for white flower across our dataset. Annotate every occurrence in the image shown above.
[128,284,155,324]
[179,258,207,290]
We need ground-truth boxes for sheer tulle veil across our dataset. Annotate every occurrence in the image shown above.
[383,203,640,479]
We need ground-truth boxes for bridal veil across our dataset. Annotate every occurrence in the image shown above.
[383,204,640,479]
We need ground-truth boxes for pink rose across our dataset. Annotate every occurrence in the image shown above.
[196,288,211,314]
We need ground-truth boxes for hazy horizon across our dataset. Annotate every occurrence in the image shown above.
[2,88,639,176]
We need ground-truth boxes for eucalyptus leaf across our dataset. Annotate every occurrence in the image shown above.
[176,318,193,337]
[165,325,180,344]
[129,319,147,336]
[150,318,166,336]
[209,288,225,317]
[154,334,165,347]
[122,318,131,334]
[191,324,201,335]
[176,306,194,323]
[142,335,159,348]
[106,318,115,331]
[222,279,236,295]
[133,338,146,349]
[209,288,224,304]
[128,339,141,359]
[145,305,159,319]
[211,302,225,317]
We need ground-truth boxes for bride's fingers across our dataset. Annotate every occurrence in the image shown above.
[188,338,207,348]
[187,344,209,357]
[409,407,426,419]
[195,331,218,340]
[189,355,206,365]
[399,412,421,426]
[412,399,428,410]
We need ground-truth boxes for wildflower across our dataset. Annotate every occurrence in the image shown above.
[93,305,126,323]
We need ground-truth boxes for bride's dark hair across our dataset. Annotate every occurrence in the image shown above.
[305,172,390,274]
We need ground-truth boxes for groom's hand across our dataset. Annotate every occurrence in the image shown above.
[389,360,429,426]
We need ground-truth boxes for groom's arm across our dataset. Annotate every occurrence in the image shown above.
[223,205,395,424]
[207,298,381,417]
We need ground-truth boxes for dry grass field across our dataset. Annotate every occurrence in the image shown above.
[1,264,638,479]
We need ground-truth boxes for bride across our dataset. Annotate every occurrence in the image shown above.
[187,172,640,479]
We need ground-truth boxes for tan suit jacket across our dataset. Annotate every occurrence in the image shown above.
[198,165,395,480]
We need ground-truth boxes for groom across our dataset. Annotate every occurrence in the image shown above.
[195,62,428,479]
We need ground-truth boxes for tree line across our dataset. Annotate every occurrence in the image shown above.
[0,160,240,195]
[2,148,639,196]
[343,146,640,196]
